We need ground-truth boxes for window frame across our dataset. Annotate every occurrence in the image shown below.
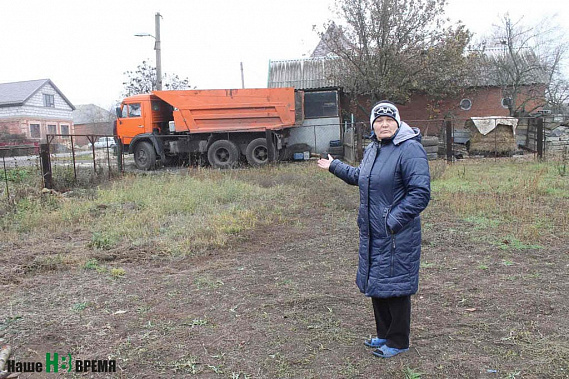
[303,91,339,119]
[501,97,512,109]
[43,93,55,108]
[60,124,70,138]
[459,98,472,111]
[47,124,57,135]
[30,123,41,138]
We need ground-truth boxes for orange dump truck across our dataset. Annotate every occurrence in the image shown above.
[115,88,303,170]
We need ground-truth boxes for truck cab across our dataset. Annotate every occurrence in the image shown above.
[116,94,172,147]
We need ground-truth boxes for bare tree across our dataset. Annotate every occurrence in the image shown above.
[320,0,473,107]
[122,60,191,97]
[477,14,568,116]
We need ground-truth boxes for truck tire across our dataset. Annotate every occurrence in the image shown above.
[208,140,239,169]
[245,138,273,166]
[134,141,157,170]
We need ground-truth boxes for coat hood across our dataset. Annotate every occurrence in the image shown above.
[393,121,422,145]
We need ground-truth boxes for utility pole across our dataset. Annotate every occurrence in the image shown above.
[240,62,245,89]
[155,12,162,90]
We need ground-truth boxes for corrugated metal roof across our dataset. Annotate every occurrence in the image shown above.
[268,57,341,90]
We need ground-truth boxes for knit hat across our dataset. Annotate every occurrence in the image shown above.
[370,101,401,129]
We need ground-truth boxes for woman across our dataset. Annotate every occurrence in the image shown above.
[317,101,430,358]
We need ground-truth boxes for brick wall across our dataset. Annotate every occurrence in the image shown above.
[342,85,544,136]
[0,120,23,135]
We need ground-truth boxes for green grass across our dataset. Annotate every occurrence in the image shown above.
[431,159,569,244]
[2,158,566,268]
[0,167,300,256]
[403,367,424,379]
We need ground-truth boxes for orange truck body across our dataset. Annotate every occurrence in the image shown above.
[115,87,302,169]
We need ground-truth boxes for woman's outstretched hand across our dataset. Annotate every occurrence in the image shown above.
[317,154,334,170]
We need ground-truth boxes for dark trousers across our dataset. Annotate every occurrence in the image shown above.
[371,295,411,349]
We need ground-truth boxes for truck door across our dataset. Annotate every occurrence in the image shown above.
[117,102,145,145]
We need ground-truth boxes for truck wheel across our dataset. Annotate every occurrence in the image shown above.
[245,138,273,166]
[207,140,239,169]
[134,141,157,170]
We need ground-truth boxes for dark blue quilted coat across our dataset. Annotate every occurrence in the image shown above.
[329,122,430,298]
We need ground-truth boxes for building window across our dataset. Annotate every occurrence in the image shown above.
[48,124,57,135]
[501,97,512,109]
[304,91,338,119]
[30,124,41,138]
[460,98,472,111]
[60,124,70,137]
[43,94,55,107]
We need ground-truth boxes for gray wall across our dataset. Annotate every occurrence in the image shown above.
[287,117,341,153]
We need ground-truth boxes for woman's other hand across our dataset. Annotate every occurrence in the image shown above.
[317,154,334,170]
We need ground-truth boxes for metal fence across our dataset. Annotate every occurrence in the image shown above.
[1,134,129,205]
[1,145,43,202]
[2,119,568,205]
[41,134,124,190]
[348,116,569,162]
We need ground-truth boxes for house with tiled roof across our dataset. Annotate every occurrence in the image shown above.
[0,79,75,141]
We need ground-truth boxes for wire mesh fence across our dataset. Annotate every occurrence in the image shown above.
[1,145,43,204]
[43,134,125,190]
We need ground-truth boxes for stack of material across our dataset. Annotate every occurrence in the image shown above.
[452,142,469,159]
[327,139,344,159]
[421,136,439,160]
[465,117,517,155]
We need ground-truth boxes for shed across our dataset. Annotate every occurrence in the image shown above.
[465,117,518,155]
[268,57,343,155]
[546,125,569,154]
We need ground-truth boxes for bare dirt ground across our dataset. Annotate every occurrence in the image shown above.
[1,161,568,378]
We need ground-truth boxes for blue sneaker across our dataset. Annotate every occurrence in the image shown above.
[372,344,409,358]
[364,337,387,348]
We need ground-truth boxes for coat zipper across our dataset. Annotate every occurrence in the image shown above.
[365,142,379,291]
[390,232,396,277]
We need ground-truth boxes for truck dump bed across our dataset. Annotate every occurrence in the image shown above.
[153,88,298,133]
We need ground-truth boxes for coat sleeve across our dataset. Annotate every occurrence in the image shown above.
[387,141,431,233]
[328,159,361,186]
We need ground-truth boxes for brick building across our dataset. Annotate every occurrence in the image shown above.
[72,104,115,146]
[0,79,75,141]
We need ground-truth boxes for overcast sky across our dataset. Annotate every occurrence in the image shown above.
[1,0,568,109]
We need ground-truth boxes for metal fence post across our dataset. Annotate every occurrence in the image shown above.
[356,123,363,161]
[536,117,544,159]
[445,120,453,162]
[117,141,124,172]
[2,154,9,199]
[40,143,53,189]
